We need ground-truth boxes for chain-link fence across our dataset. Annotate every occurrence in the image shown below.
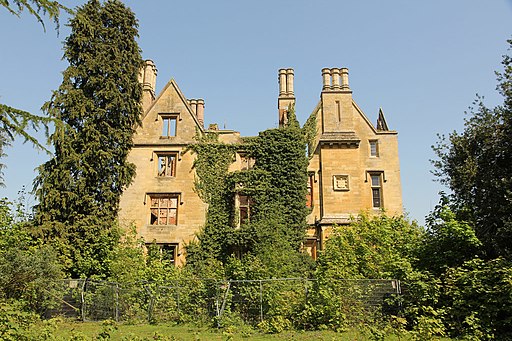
[47,278,401,325]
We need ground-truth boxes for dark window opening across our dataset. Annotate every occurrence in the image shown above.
[370,174,382,208]
[157,153,177,177]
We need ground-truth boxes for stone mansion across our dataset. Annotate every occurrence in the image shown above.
[118,61,403,266]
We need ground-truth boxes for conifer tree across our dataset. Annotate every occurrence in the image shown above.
[0,0,67,184]
[33,0,143,277]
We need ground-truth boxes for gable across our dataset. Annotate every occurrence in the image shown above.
[134,79,204,145]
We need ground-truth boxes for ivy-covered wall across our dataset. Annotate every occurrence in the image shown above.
[186,110,313,276]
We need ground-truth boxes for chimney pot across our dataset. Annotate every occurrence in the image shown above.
[196,99,205,128]
[322,68,331,91]
[331,68,341,90]
[340,68,350,90]
[278,69,287,96]
[189,99,198,115]
[286,68,294,95]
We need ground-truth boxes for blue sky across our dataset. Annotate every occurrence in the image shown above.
[1,0,511,224]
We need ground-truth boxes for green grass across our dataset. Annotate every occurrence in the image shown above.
[47,320,396,340]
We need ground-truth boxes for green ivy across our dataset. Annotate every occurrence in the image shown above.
[186,108,312,278]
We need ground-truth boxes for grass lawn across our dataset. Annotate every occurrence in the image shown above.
[49,320,398,340]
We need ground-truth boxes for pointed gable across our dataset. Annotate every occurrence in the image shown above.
[135,78,204,145]
[376,108,389,131]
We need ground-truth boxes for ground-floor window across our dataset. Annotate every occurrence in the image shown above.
[146,242,178,264]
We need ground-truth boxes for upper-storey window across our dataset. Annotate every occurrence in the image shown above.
[370,173,383,208]
[369,140,379,157]
[306,173,314,208]
[161,115,177,137]
[157,153,177,177]
[239,194,251,225]
[149,194,179,225]
[239,153,255,170]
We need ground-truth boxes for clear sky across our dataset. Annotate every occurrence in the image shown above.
[1,0,511,225]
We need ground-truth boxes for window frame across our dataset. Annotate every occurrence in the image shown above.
[148,193,180,226]
[160,114,179,137]
[146,242,178,264]
[306,172,315,208]
[369,172,383,208]
[235,193,253,227]
[156,152,178,177]
[369,140,379,157]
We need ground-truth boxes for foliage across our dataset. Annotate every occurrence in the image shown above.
[33,0,143,278]
[186,106,311,278]
[432,39,512,259]
[0,0,67,30]
[315,214,422,280]
[305,214,424,332]
[302,109,317,158]
[0,300,58,341]
[185,132,238,265]
[0,0,70,184]
[441,257,512,340]
[0,198,63,315]
[417,198,483,275]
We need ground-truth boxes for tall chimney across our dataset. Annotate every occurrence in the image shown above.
[331,68,341,90]
[196,99,205,128]
[140,59,157,112]
[340,68,350,90]
[278,69,287,96]
[189,99,197,115]
[278,68,296,127]
[322,68,331,91]
[286,68,294,95]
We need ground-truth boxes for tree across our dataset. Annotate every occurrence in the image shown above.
[0,0,68,184]
[33,0,143,277]
[417,197,482,276]
[1,0,65,30]
[432,39,512,259]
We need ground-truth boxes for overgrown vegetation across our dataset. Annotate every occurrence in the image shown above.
[187,107,313,280]
[1,0,512,338]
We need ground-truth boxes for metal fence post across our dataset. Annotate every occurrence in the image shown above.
[80,279,87,322]
[114,282,119,322]
[176,284,180,320]
[259,280,263,323]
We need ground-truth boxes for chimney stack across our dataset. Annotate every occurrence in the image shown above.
[278,68,296,127]
[188,99,197,115]
[321,67,351,92]
[196,99,205,128]
[140,59,158,112]
[187,98,204,128]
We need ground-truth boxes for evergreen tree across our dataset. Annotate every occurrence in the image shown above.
[1,0,64,30]
[33,0,143,277]
[0,0,67,184]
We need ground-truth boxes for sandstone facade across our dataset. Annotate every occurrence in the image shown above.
[119,61,402,265]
